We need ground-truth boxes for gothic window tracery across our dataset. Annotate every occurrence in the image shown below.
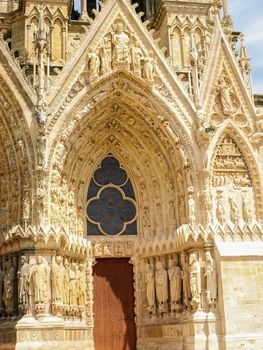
[86,155,137,236]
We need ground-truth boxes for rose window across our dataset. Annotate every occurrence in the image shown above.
[86,156,137,236]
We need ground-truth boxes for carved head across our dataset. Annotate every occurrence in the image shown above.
[205,251,212,263]
[37,256,43,264]
[55,256,62,264]
[156,261,163,271]
[168,258,174,269]
[189,252,197,265]
[21,256,27,265]
[79,263,85,271]
[64,258,69,268]
[116,21,124,33]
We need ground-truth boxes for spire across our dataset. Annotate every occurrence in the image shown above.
[33,2,51,124]
[222,0,229,17]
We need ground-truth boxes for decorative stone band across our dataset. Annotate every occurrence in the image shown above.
[134,222,263,256]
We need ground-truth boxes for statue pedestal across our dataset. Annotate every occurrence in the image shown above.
[0,316,92,350]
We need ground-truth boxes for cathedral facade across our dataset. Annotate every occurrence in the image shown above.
[0,0,262,349]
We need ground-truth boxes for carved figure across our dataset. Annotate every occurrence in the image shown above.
[78,263,86,306]
[30,256,50,307]
[100,36,112,74]
[155,261,168,313]
[131,42,143,75]
[51,256,65,304]
[112,21,130,63]
[63,258,70,305]
[94,241,102,256]
[87,50,100,81]
[143,51,155,82]
[168,256,182,312]
[2,259,15,312]
[216,193,225,225]
[229,196,240,225]
[18,256,30,310]
[144,263,155,314]
[189,252,201,307]
[188,187,196,226]
[69,262,78,305]
[180,251,191,307]
[242,194,253,224]
[204,252,217,306]
[216,77,233,115]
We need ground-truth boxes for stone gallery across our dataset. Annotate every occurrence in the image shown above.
[0,0,262,348]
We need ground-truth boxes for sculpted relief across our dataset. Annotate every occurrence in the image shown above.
[83,18,156,83]
[210,135,256,226]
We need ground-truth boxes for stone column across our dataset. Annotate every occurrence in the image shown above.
[80,0,88,21]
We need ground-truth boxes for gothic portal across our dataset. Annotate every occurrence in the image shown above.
[0,0,262,349]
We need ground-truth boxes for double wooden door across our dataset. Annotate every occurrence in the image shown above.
[93,258,136,350]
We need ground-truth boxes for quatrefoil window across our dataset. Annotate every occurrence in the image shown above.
[86,156,137,236]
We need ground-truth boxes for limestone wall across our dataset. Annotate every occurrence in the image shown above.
[216,242,263,350]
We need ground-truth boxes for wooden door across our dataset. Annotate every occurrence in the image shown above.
[93,258,136,350]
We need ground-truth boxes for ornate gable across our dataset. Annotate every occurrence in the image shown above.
[201,33,256,139]
[46,0,196,133]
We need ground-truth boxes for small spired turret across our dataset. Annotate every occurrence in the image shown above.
[33,3,51,124]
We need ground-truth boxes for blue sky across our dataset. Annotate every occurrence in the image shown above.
[229,0,263,92]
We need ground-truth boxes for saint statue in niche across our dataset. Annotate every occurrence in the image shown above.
[204,252,217,306]
[189,252,201,307]
[216,77,233,116]
[168,255,182,312]
[30,256,50,305]
[145,262,155,315]
[155,261,168,313]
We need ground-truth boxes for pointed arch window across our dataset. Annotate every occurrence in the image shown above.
[86,156,137,236]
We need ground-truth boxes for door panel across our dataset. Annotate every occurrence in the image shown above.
[93,258,136,350]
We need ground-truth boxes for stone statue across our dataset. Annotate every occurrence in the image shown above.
[189,252,201,307]
[18,256,30,311]
[131,42,143,75]
[2,259,15,313]
[216,193,225,225]
[30,256,50,311]
[69,262,78,305]
[216,77,233,115]
[188,187,196,226]
[242,194,253,224]
[204,252,217,306]
[155,261,168,313]
[100,36,112,74]
[144,263,155,314]
[63,258,70,305]
[78,263,86,306]
[87,50,100,82]
[143,51,156,82]
[229,196,240,225]
[168,255,182,312]
[180,251,191,307]
[51,256,65,304]
[112,21,130,64]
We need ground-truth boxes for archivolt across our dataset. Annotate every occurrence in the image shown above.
[0,76,35,228]
[48,89,197,237]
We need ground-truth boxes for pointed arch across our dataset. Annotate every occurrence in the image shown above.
[172,26,183,67]
[207,120,263,219]
[48,80,200,237]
